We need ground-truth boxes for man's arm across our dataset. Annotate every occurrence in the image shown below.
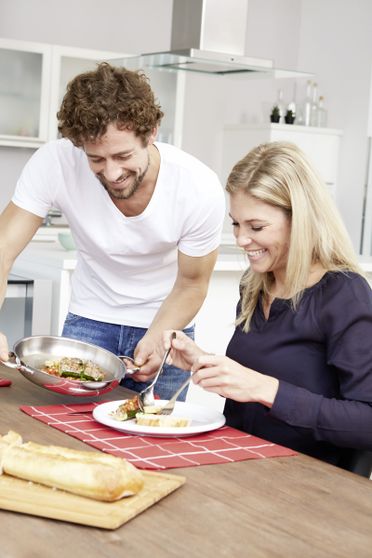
[0,202,43,357]
[133,248,218,377]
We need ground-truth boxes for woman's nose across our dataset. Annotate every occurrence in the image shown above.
[236,231,253,248]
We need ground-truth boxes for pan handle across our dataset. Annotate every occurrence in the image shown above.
[0,352,35,375]
[118,355,141,375]
[0,352,19,370]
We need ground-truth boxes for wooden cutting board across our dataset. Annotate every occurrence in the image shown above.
[0,470,185,530]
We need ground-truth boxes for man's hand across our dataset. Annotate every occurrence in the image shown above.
[130,333,164,382]
[0,332,9,361]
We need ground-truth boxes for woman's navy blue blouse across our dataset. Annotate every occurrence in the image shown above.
[224,271,372,466]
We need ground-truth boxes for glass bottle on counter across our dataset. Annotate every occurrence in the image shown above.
[276,88,285,123]
[316,96,328,127]
[286,82,297,123]
[310,82,319,127]
[302,80,313,126]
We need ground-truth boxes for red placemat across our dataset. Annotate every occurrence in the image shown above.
[20,402,297,470]
[0,377,12,387]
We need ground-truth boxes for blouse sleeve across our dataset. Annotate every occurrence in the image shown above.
[270,274,372,450]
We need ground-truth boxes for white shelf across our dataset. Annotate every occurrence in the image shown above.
[224,123,343,136]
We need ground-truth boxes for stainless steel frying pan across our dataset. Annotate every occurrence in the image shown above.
[1,335,137,396]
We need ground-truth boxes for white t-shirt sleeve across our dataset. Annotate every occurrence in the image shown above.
[177,173,225,257]
[12,141,66,218]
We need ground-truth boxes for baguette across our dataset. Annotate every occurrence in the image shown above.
[0,431,143,502]
[136,413,191,428]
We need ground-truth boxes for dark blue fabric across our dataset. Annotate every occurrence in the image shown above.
[224,271,372,466]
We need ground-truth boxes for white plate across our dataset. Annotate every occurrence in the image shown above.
[93,399,226,438]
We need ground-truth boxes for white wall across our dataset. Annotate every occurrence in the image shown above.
[297,0,372,251]
[184,0,372,253]
[0,0,173,53]
[0,147,35,211]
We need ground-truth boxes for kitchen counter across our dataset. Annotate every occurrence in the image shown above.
[14,241,248,272]
[11,242,372,339]
[10,243,245,353]
[10,243,372,411]
[32,225,70,243]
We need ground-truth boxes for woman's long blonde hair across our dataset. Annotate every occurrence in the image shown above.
[226,141,363,332]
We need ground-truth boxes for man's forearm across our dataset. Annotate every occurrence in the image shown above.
[146,282,208,338]
[0,257,14,311]
[145,249,218,339]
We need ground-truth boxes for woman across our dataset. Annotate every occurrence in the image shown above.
[165,141,372,469]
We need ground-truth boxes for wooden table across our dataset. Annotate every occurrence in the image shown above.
[1,365,372,558]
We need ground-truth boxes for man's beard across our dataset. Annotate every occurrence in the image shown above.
[98,156,150,200]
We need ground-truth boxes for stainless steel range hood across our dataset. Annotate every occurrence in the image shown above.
[122,0,307,77]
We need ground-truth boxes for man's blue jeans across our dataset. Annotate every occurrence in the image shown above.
[62,313,194,400]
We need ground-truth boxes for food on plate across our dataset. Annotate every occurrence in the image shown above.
[110,397,163,421]
[0,431,144,501]
[41,356,105,382]
[110,396,141,420]
[143,404,163,414]
[135,413,191,428]
[110,399,191,427]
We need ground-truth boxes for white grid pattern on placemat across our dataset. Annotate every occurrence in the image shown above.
[20,403,297,470]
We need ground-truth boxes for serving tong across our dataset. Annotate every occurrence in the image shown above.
[137,332,177,412]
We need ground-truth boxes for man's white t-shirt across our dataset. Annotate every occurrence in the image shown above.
[13,139,225,327]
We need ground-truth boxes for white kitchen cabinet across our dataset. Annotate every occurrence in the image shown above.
[220,123,343,240]
[222,123,343,192]
[0,38,130,147]
[0,38,51,147]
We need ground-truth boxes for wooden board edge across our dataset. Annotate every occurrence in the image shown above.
[0,470,186,530]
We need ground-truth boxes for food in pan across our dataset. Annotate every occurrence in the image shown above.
[41,357,105,382]
[135,413,191,428]
[0,431,144,501]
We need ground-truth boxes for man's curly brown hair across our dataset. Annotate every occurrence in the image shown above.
[57,62,164,146]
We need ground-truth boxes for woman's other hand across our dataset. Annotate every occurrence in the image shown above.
[191,354,279,407]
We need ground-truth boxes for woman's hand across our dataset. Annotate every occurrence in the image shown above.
[163,330,206,371]
[191,354,279,407]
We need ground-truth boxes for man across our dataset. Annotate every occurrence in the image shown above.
[0,63,225,400]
